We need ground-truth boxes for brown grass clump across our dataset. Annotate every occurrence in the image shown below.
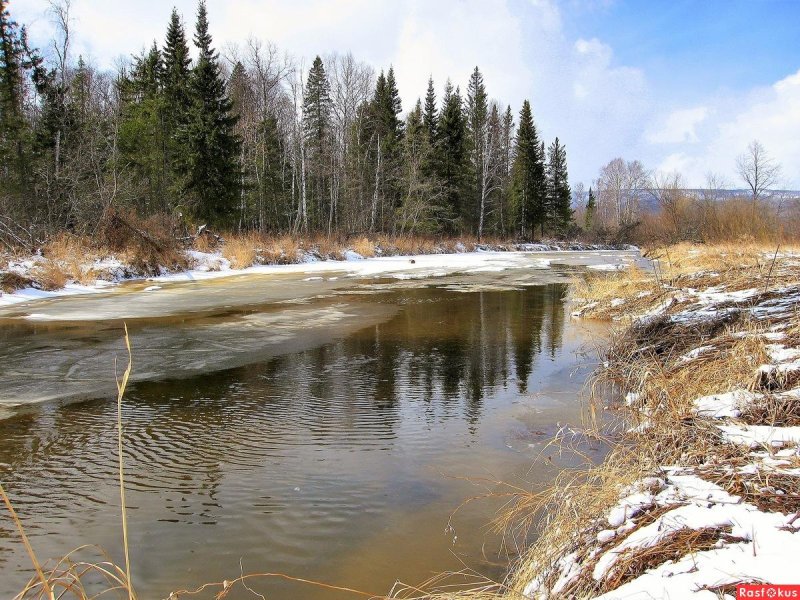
[311,234,346,260]
[40,234,98,285]
[191,231,218,253]
[571,266,659,320]
[98,210,187,275]
[221,233,259,269]
[261,235,300,264]
[1,270,34,293]
[34,260,70,291]
[601,526,739,593]
[350,236,376,258]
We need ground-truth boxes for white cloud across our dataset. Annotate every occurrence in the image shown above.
[646,106,709,144]
[652,70,800,187]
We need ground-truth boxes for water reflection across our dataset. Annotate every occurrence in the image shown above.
[0,282,597,599]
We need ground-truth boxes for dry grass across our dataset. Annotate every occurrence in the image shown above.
[350,236,376,258]
[34,260,70,291]
[574,242,800,321]
[261,234,300,264]
[1,270,34,292]
[499,243,800,599]
[221,233,259,269]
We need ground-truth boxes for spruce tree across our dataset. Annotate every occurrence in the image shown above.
[466,66,488,231]
[436,80,468,231]
[545,137,572,234]
[161,8,192,204]
[118,42,166,211]
[398,99,442,233]
[181,0,241,226]
[366,67,403,230]
[511,100,545,238]
[302,55,333,230]
[423,76,438,145]
[0,0,41,192]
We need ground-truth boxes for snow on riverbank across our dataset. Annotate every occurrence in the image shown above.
[521,248,800,599]
[0,245,638,308]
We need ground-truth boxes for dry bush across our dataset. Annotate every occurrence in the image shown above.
[34,260,69,290]
[192,231,219,253]
[350,236,376,258]
[1,270,34,293]
[41,234,96,284]
[390,236,438,255]
[221,233,259,269]
[630,196,797,246]
[98,210,187,275]
[311,234,346,259]
[261,235,300,264]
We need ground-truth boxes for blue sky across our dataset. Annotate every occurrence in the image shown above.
[566,0,800,97]
[14,0,800,189]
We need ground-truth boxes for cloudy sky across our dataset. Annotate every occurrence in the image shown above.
[14,0,800,189]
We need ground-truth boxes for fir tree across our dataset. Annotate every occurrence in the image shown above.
[511,100,546,238]
[181,0,241,226]
[302,56,332,146]
[366,67,404,230]
[585,187,596,231]
[545,137,572,233]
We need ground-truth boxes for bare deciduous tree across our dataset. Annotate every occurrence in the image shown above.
[596,158,649,228]
[736,140,781,203]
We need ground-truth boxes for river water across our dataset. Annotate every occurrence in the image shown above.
[0,251,635,599]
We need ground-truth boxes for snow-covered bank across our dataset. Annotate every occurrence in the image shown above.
[516,245,800,599]
[0,244,638,310]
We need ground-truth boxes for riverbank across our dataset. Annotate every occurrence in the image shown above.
[508,243,800,599]
[0,234,629,308]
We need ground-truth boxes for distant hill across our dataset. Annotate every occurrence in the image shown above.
[573,189,800,213]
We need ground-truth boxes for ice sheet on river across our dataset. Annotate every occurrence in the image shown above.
[0,250,639,321]
[0,250,639,413]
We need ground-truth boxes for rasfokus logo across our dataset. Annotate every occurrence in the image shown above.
[738,585,800,599]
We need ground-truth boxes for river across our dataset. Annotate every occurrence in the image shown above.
[0,250,636,599]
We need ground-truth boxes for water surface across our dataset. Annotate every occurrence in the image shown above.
[0,254,621,598]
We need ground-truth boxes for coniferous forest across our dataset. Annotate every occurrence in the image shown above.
[0,0,575,247]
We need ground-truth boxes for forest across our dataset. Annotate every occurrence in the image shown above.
[0,0,574,250]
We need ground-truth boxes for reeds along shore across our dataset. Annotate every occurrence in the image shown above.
[505,242,800,599]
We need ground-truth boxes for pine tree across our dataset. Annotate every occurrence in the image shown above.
[545,137,572,234]
[302,55,333,230]
[585,187,596,231]
[511,100,545,238]
[436,81,468,231]
[181,0,241,226]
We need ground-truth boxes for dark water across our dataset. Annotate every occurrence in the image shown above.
[0,282,607,599]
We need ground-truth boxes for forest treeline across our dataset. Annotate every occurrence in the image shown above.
[0,0,574,249]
